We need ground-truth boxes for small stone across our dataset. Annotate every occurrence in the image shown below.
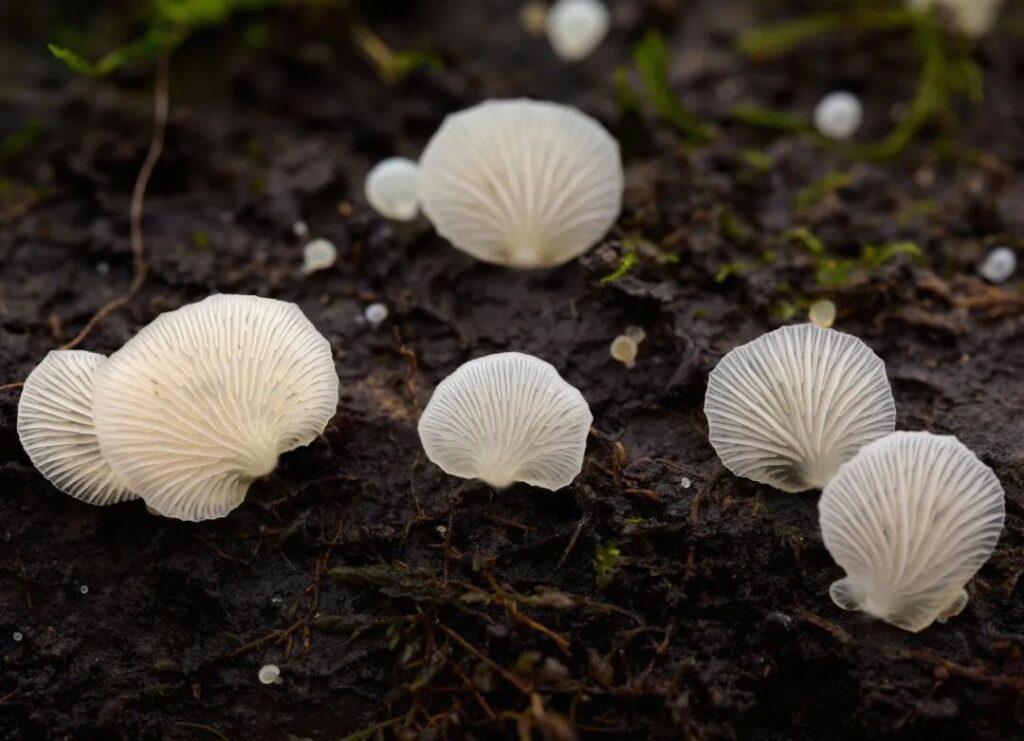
[80,585,89,595]
[302,239,337,275]
[808,299,837,329]
[813,92,863,140]
[364,302,389,328]
[680,477,692,489]
[979,247,1016,284]
[12,631,23,642]
[258,664,283,685]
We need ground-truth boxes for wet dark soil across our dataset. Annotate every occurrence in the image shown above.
[1,1,1023,738]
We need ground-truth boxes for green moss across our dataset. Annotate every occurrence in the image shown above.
[742,149,775,171]
[631,31,714,143]
[593,543,622,589]
[794,171,853,211]
[600,251,639,285]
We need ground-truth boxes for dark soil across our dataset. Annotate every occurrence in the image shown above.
[1,1,1023,739]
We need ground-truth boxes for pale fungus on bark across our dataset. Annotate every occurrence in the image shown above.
[704,324,896,493]
[819,431,1005,632]
[417,352,593,490]
[88,294,339,521]
[418,99,623,269]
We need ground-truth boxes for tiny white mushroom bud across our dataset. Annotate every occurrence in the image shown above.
[91,295,339,522]
[258,664,283,685]
[79,585,89,595]
[808,299,837,329]
[610,335,639,369]
[292,220,309,238]
[419,99,623,269]
[364,302,389,328]
[978,246,1016,284]
[418,352,593,490]
[813,92,863,141]
[302,238,337,275]
[680,477,692,489]
[906,0,1004,37]
[546,0,610,62]
[819,431,1005,632]
[364,157,420,222]
[704,324,896,492]
[13,632,23,642]
[17,350,134,506]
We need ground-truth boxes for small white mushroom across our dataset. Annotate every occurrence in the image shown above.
[546,0,610,62]
[819,431,1005,632]
[808,299,837,329]
[364,302,389,328]
[704,324,896,492]
[907,0,1004,37]
[258,664,283,685]
[418,99,623,269]
[91,295,339,522]
[978,246,1016,284]
[813,92,863,141]
[302,238,337,274]
[364,157,420,222]
[610,327,646,370]
[418,352,593,490]
[17,350,134,505]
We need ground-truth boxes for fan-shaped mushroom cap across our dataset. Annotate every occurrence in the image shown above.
[417,352,592,490]
[17,350,134,505]
[91,295,339,521]
[704,323,896,492]
[418,99,623,269]
[819,431,1005,632]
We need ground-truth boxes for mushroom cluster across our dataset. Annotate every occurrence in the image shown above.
[18,294,339,521]
[705,322,1006,631]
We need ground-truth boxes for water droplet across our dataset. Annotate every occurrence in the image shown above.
[258,664,283,685]
[979,247,1016,284]
[680,477,692,489]
[364,302,389,328]
[12,632,23,642]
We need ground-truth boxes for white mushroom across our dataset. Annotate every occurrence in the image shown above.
[813,92,863,140]
[819,431,1005,632]
[418,99,623,269]
[302,238,337,274]
[704,324,896,492]
[91,294,339,522]
[418,352,592,490]
[978,246,1016,284]
[364,157,420,222]
[17,350,134,505]
[546,0,610,62]
[907,0,1004,37]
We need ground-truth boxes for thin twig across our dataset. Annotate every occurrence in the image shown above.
[61,51,170,351]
